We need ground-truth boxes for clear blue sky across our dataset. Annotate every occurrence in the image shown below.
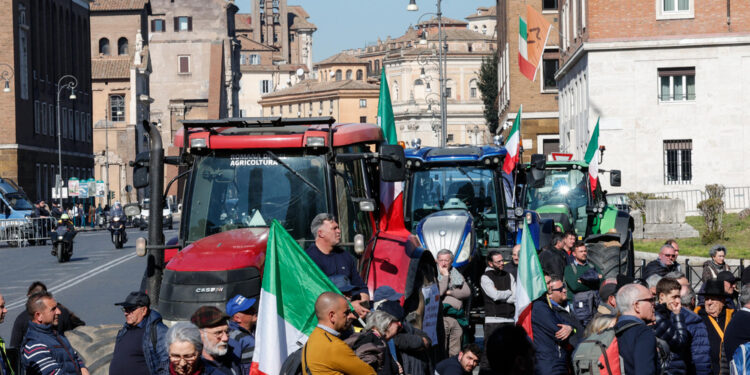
[237,0,494,63]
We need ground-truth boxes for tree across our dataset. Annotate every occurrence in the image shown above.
[477,54,499,134]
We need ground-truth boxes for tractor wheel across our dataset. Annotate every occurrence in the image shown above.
[586,239,629,279]
[66,324,121,375]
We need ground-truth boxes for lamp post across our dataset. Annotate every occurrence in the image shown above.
[1,64,14,93]
[56,75,78,208]
[409,0,448,147]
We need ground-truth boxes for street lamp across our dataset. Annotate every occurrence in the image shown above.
[56,75,78,208]
[409,0,448,147]
[1,64,13,93]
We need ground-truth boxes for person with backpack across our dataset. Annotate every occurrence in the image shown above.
[563,241,602,327]
[696,279,735,375]
[725,284,750,374]
[615,283,659,375]
[654,278,690,374]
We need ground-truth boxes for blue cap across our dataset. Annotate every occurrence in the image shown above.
[373,285,403,302]
[330,275,356,294]
[225,294,257,317]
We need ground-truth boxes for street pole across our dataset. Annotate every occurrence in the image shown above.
[56,75,78,209]
[104,101,110,207]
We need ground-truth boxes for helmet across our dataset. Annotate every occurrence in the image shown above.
[61,213,70,220]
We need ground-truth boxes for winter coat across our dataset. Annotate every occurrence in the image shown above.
[531,299,569,375]
[616,315,658,375]
[539,248,568,279]
[10,304,85,348]
[643,259,679,279]
[682,307,713,375]
[550,301,584,348]
[393,321,432,375]
[695,306,733,375]
[22,321,86,375]
[653,303,689,375]
[114,309,169,375]
[723,308,750,371]
[228,320,255,375]
[347,330,398,375]
[702,261,728,283]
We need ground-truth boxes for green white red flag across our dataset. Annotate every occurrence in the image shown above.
[584,118,601,192]
[250,220,341,375]
[518,5,552,81]
[378,66,398,145]
[502,106,522,174]
[515,220,547,337]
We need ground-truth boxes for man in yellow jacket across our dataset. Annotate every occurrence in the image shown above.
[302,292,375,375]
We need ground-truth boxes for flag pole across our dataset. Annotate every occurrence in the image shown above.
[511,105,522,208]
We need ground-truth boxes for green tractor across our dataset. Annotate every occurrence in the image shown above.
[520,154,634,278]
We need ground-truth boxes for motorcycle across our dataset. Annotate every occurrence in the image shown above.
[109,215,127,249]
[50,224,75,263]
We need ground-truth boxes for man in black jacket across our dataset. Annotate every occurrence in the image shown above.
[725,284,750,365]
[539,233,568,279]
[643,244,679,279]
[615,283,658,375]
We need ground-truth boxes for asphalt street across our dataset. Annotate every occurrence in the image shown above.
[0,225,180,343]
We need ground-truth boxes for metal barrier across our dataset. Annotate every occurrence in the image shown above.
[650,186,750,214]
[0,217,57,247]
[634,258,745,291]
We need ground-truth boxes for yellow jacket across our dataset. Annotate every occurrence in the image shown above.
[301,327,376,375]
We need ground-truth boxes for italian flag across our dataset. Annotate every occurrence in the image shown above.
[515,220,548,339]
[378,65,406,233]
[250,220,342,375]
[518,5,552,81]
[502,106,522,175]
[584,118,601,192]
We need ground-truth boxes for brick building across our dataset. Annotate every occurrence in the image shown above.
[0,0,93,202]
[556,0,750,196]
[496,0,560,161]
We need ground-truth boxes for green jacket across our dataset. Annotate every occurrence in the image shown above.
[563,260,601,300]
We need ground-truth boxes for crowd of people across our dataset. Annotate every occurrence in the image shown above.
[31,199,117,229]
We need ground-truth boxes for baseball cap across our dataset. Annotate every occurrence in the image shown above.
[599,283,618,300]
[717,271,739,284]
[191,306,229,328]
[373,286,403,302]
[225,294,257,317]
[114,291,150,308]
[329,275,356,294]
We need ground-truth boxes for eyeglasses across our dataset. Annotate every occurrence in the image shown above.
[203,328,229,339]
[664,254,677,258]
[636,297,656,305]
[122,306,140,314]
[550,286,566,292]
[169,353,198,363]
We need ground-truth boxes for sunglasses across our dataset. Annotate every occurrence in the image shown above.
[664,254,677,258]
[550,286,566,292]
[122,306,140,314]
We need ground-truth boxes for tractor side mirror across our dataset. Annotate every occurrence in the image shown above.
[530,154,546,170]
[610,170,622,187]
[132,152,150,188]
[379,144,406,182]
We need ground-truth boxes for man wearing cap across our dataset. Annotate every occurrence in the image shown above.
[110,291,168,375]
[695,279,734,375]
[596,279,618,316]
[191,306,241,375]
[698,271,739,309]
[226,295,257,375]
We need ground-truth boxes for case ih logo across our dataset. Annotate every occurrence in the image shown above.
[195,287,224,293]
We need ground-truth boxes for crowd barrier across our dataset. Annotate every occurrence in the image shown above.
[0,217,58,247]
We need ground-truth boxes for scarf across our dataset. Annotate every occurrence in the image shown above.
[437,267,465,288]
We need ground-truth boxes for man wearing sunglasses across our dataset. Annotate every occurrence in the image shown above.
[615,283,658,375]
[531,277,578,375]
[110,291,169,375]
[643,244,680,279]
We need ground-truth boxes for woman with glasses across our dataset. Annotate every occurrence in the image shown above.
[702,245,728,283]
[347,310,402,375]
[166,322,207,375]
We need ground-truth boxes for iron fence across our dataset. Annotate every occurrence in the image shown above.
[0,217,57,247]
[634,258,745,291]
[650,186,750,214]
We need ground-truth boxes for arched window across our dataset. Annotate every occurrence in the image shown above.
[346,70,352,80]
[335,69,342,81]
[118,37,128,55]
[414,79,423,86]
[99,38,110,55]
[392,81,399,101]
[356,70,363,80]
[469,79,478,98]
[375,60,380,74]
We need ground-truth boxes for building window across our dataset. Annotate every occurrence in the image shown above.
[118,37,128,55]
[280,105,283,114]
[543,0,558,10]
[356,70,363,80]
[658,0,693,19]
[34,101,39,134]
[447,134,454,142]
[290,34,295,42]
[270,106,274,115]
[359,99,367,108]
[329,100,334,113]
[99,38,110,55]
[152,19,165,32]
[41,103,47,135]
[48,106,53,137]
[481,25,487,34]
[346,70,352,80]
[445,87,452,98]
[249,54,260,65]
[542,52,559,91]
[359,116,367,123]
[260,80,271,94]
[663,0,689,12]
[335,70,342,81]
[289,104,293,113]
[664,140,692,184]
[469,79,478,98]
[178,55,190,74]
[659,67,695,101]
[110,95,125,122]
[175,16,192,32]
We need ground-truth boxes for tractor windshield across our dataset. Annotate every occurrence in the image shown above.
[406,166,503,247]
[525,168,589,231]
[185,152,328,243]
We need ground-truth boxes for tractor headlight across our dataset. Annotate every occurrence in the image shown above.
[456,233,472,264]
[514,207,524,217]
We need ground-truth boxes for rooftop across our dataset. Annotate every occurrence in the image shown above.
[466,6,497,19]
[90,0,147,12]
[261,79,377,99]
[316,52,366,66]
[92,57,131,80]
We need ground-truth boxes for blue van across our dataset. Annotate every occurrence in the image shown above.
[0,178,34,219]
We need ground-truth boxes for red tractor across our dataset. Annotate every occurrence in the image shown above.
[130,117,438,323]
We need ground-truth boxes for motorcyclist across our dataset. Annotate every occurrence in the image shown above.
[111,201,124,218]
[58,213,75,232]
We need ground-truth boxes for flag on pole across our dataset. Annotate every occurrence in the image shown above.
[502,106,522,175]
[518,5,552,81]
[515,220,548,339]
[584,118,601,192]
[377,66,397,145]
[250,220,341,375]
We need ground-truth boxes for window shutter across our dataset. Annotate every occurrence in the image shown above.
[188,17,192,31]
[174,17,179,31]
[179,56,189,73]
[151,19,155,32]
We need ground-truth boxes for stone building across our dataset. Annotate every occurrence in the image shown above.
[496,1,560,161]
[555,0,750,196]
[0,0,93,202]
[90,0,152,204]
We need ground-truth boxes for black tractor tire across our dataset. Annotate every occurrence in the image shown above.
[66,324,121,375]
[586,240,628,279]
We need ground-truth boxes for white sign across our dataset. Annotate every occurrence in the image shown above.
[229,154,279,167]
[51,187,68,199]
[421,284,440,346]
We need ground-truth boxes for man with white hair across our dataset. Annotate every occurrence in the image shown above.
[615,283,658,375]
[437,249,470,357]
[190,306,240,375]
[643,244,679,279]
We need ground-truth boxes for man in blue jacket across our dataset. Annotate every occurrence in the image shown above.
[226,294,257,375]
[531,276,573,375]
[110,291,169,375]
[22,292,89,375]
[724,284,750,368]
[615,283,658,375]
